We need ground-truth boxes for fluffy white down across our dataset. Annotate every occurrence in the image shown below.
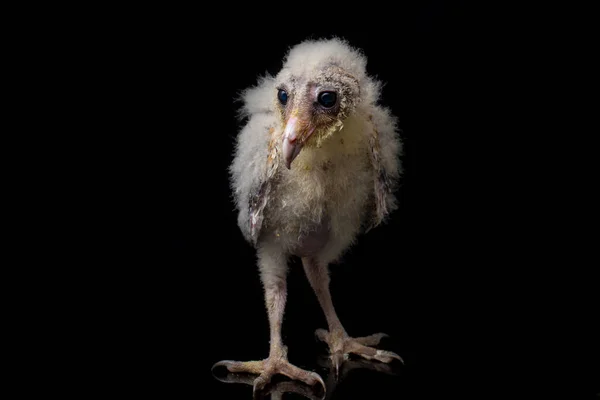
[230,38,402,264]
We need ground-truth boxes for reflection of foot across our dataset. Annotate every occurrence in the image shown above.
[212,370,326,400]
[315,329,403,375]
[316,353,402,378]
[211,346,325,398]
[316,352,403,400]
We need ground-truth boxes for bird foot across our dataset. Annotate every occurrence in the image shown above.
[315,329,403,376]
[212,348,325,399]
[212,370,325,400]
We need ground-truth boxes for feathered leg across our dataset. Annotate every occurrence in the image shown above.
[213,246,324,397]
[302,257,403,377]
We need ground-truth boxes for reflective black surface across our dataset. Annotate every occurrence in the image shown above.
[82,2,599,399]
[212,352,404,400]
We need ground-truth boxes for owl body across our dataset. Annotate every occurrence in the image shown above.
[229,38,402,263]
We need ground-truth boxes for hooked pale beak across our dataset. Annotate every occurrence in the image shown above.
[282,115,315,169]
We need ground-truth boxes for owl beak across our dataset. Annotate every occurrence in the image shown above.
[282,115,315,169]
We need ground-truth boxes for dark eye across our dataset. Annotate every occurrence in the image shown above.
[277,89,288,105]
[318,91,337,108]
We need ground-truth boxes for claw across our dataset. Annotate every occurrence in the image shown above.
[331,352,344,380]
[253,375,269,399]
[211,360,234,372]
[252,385,266,400]
[374,350,404,364]
[311,371,326,394]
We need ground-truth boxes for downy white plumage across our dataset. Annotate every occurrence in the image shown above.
[216,37,403,395]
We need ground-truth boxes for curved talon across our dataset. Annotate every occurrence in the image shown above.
[374,350,404,364]
[252,384,265,400]
[332,352,344,379]
[311,371,326,394]
[211,360,235,372]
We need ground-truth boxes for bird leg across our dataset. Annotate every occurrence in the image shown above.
[302,257,403,376]
[212,250,325,397]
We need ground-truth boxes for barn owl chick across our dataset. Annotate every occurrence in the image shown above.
[213,37,403,397]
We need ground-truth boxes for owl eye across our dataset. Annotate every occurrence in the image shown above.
[277,89,288,105]
[318,91,337,108]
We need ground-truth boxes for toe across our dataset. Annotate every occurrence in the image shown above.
[280,362,325,389]
[212,360,265,374]
[353,332,389,346]
[315,329,330,344]
[345,340,403,364]
[373,349,404,364]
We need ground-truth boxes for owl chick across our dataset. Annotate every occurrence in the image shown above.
[214,37,403,395]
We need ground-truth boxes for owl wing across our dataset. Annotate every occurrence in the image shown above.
[229,75,279,245]
[366,105,403,230]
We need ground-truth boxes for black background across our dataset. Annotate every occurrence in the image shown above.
[73,2,598,399]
